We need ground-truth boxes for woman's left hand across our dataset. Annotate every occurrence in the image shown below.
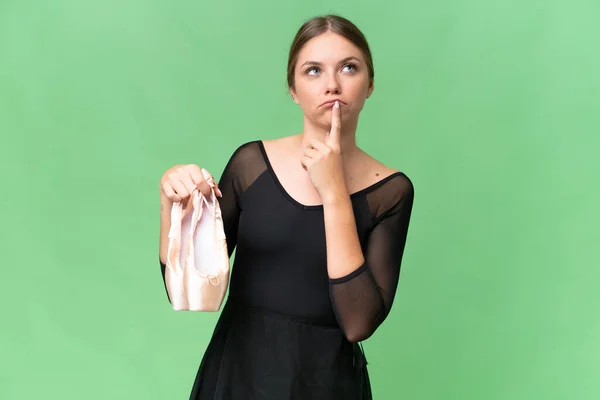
[301,101,348,203]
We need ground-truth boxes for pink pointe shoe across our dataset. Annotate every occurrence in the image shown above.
[164,168,230,311]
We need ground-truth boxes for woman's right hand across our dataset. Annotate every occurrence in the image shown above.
[159,164,222,203]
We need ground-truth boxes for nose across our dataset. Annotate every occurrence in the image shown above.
[325,73,341,95]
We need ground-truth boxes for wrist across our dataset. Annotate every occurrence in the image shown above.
[159,189,173,204]
[321,186,350,207]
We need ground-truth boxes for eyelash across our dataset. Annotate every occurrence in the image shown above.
[305,63,358,76]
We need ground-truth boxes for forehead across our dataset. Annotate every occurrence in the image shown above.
[296,31,363,63]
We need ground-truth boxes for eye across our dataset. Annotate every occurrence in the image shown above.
[343,63,358,73]
[305,66,320,76]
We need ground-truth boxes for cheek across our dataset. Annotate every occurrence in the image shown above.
[296,85,321,108]
[346,82,370,109]
[350,79,370,97]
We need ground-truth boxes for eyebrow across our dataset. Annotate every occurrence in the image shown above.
[300,56,361,67]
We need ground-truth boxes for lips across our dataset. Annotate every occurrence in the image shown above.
[320,99,346,108]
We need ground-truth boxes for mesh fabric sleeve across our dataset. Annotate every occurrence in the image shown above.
[215,141,267,256]
[329,173,415,342]
[158,140,266,303]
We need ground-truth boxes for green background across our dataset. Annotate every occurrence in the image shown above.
[1,0,599,399]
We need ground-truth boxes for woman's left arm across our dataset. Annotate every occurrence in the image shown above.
[323,180,414,342]
[301,102,415,342]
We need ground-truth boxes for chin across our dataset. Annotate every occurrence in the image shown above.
[306,106,355,129]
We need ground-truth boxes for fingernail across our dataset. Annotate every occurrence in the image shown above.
[334,101,339,109]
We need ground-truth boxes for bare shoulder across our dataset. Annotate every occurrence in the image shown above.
[358,150,403,185]
[357,151,414,215]
[261,135,299,151]
[260,135,305,164]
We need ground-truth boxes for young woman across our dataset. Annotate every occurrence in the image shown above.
[158,14,415,400]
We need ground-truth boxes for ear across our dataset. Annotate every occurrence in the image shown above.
[366,79,374,99]
[289,87,299,104]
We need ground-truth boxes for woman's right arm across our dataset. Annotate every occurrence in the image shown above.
[158,191,174,266]
[157,142,252,303]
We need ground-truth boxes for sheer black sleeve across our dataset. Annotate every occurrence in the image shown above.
[329,173,415,342]
[216,145,244,257]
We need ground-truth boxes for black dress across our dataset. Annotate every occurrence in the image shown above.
[159,140,414,400]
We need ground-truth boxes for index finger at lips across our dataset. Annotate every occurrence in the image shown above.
[329,101,341,145]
